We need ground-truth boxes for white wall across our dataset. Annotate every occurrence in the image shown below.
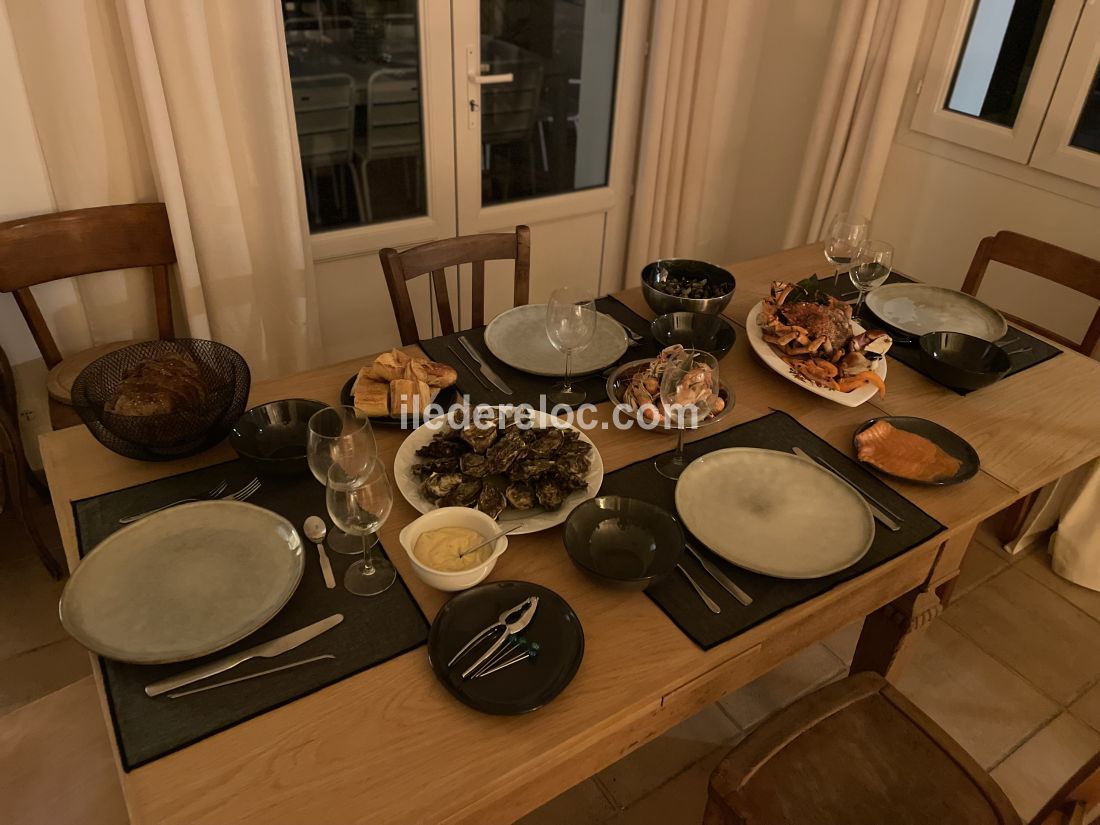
[874,143,1100,352]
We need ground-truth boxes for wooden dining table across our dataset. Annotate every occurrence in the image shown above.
[40,243,1100,825]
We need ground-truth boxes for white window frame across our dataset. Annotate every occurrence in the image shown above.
[1031,0,1100,186]
[911,0,1086,163]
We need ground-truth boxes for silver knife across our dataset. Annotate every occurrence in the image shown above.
[686,543,753,605]
[167,655,335,698]
[145,614,344,697]
[458,336,513,395]
[791,447,901,532]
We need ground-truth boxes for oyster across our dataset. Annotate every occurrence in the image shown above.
[505,481,536,510]
[459,453,492,478]
[461,422,498,454]
[485,429,527,474]
[559,439,591,458]
[416,439,468,459]
[476,485,507,519]
[412,457,461,477]
[439,476,482,507]
[422,472,464,500]
[534,479,566,510]
[510,458,557,481]
[528,427,565,456]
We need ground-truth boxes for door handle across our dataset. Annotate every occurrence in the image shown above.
[469,72,513,85]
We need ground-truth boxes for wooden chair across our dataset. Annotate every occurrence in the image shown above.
[0,343,63,578]
[962,231,1100,355]
[0,677,127,825]
[704,672,1100,825]
[379,226,531,345]
[961,231,1100,542]
[0,203,177,431]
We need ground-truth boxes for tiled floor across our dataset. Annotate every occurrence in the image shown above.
[3,505,1100,823]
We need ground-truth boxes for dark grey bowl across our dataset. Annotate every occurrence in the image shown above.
[641,259,735,316]
[651,312,737,358]
[918,331,1011,391]
[562,496,684,590]
[229,398,327,475]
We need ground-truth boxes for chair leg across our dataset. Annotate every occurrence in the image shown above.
[358,159,371,222]
[1,419,63,579]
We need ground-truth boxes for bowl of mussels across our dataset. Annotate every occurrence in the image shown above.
[392,407,605,535]
[641,259,735,316]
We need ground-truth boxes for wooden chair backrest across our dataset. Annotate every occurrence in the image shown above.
[379,226,531,345]
[0,203,177,368]
[961,231,1100,354]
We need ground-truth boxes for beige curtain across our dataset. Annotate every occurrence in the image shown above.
[783,0,925,246]
[5,0,322,380]
[623,0,765,280]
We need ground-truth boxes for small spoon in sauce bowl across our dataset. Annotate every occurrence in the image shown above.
[457,523,525,559]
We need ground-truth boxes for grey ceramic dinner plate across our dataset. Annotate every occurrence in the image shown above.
[675,448,874,579]
[483,304,628,376]
[60,501,304,664]
[865,284,1007,341]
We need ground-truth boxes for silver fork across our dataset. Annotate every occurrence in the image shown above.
[119,480,228,524]
[615,318,645,346]
[222,478,261,503]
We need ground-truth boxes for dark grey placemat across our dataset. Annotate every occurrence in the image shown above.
[598,412,944,650]
[820,272,1062,394]
[72,460,430,771]
[419,296,659,407]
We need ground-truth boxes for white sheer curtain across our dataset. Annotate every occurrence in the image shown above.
[623,0,764,280]
[5,0,322,380]
[783,0,925,246]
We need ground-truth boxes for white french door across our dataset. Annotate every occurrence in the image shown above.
[295,0,648,360]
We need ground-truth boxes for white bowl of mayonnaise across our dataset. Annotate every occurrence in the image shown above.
[398,507,509,591]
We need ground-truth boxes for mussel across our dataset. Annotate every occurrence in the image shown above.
[476,485,507,519]
[440,476,482,507]
[535,479,566,510]
[461,422,498,454]
[422,472,464,500]
[505,481,536,510]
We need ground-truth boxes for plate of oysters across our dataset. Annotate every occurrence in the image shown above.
[393,407,603,535]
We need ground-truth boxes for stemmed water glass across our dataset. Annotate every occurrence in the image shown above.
[655,349,720,480]
[825,212,870,281]
[545,287,597,405]
[849,239,894,321]
[327,458,395,597]
[307,405,377,554]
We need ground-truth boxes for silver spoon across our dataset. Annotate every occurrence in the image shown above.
[458,523,524,558]
[677,564,721,614]
[304,516,336,589]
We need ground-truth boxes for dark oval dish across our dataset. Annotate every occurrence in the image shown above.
[427,580,584,715]
[339,374,458,429]
[562,496,684,590]
[852,416,980,487]
[229,398,327,476]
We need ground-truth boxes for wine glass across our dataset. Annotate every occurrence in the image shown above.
[327,458,395,597]
[654,349,720,480]
[307,405,377,555]
[825,212,870,281]
[849,239,894,321]
[545,287,597,405]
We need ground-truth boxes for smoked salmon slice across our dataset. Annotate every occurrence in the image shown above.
[855,421,961,482]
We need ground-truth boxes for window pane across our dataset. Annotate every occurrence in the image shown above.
[945,0,1054,128]
[479,0,622,206]
[283,1,425,232]
[1069,62,1100,155]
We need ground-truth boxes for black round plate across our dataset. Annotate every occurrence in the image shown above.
[853,416,980,486]
[339,374,458,429]
[427,580,584,715]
